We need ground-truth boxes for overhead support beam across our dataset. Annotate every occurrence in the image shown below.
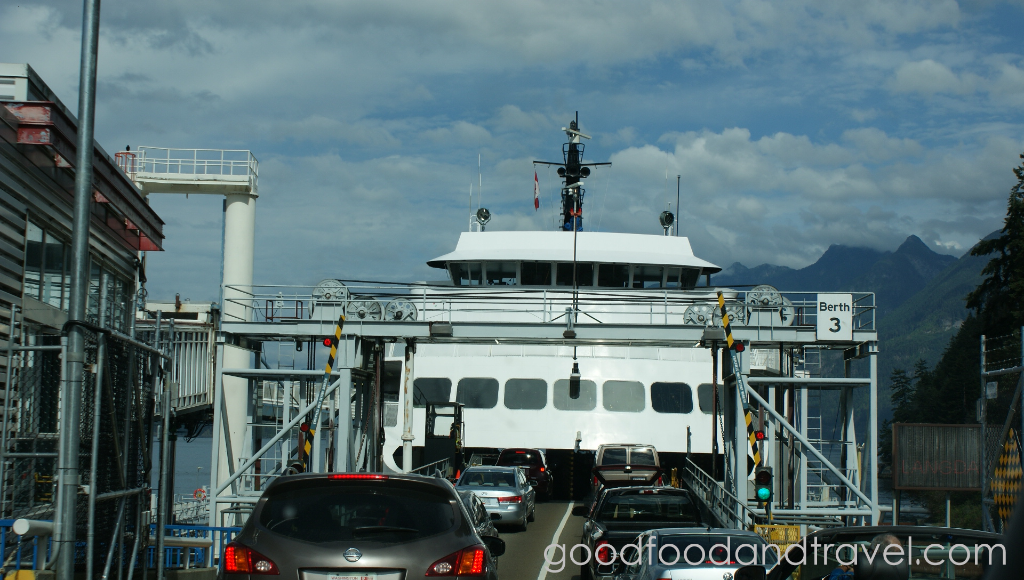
[746,377,872,386]
[220,320,876,347]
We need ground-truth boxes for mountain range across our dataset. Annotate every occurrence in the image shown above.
[711,233,991,422]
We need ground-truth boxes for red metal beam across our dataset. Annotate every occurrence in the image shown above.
[3,102,164,251]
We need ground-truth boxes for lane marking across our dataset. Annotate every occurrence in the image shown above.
[537,502,574,580]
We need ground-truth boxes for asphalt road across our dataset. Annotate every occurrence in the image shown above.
[495,500,587,580]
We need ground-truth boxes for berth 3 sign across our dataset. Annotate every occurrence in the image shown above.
[816,293,853,341]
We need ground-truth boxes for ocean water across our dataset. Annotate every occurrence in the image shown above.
[151,436,213,500]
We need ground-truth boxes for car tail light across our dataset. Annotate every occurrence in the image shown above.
[595,541,614,564]
[223,543,279,575]
[593,476,598,487]
[327,474,388,480]
[426,546,487,576]
[497,495,522,503]
[539,467,545,472]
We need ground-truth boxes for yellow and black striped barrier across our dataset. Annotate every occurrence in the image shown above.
[303,315,345,471]
[745,409,762,466]
[717,292,761,467]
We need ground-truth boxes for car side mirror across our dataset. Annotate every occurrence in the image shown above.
[733,565,766,580]
[529,479,539,486]
[490,512,501,521]
[481,535,506,558]
[571,506,589,517]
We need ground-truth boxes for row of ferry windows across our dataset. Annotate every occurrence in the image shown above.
[448,261,702,289]
[411,378,724,414]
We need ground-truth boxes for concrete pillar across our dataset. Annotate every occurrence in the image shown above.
[218,192,257,524]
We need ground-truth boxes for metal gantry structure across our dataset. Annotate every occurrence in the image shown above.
[205,282,881,529]
[979,328,1024,532]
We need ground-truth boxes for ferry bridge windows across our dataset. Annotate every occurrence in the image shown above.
[413,378,452,408]
[553,378,596,411]
[680,268,700,289]
[556,262,593,287]
[449,262,483,286]
[632,265,664,289]
[650,382,694,414]
[503,379,547,410]
[485,261,517,286]
[597,264,629,288]
[520,262,552,286]
[602,380,645,412]
[696,383,724,414]
[456,378,499,409]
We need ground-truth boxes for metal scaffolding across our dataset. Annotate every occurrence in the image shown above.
[205,282,880,529]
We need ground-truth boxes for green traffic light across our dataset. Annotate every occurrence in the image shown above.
[756,487,771,501]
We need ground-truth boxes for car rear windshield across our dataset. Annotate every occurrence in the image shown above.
[498,451,539,466]
[629,449,657,465]
[597,491,699,523]
[600,448,628,465]
[656,535,778,567]
[258,482,455,544]
[459,471,517,488]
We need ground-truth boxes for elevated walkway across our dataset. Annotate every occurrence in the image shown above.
[131,147,257,196]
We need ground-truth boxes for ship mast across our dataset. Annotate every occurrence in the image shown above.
[533,112,611,231]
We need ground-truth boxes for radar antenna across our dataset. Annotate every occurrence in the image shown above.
[533,112,611,231]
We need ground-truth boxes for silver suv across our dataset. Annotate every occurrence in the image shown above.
[219,473,505,580]
[592,444,662,490]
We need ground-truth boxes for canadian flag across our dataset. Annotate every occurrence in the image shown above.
[534,171,540,210]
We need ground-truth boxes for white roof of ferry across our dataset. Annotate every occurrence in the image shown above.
[427,231,721,273]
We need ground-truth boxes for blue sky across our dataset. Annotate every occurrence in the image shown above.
[3,1,1023,301]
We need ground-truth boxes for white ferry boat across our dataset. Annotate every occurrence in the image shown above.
[376,117,737,493]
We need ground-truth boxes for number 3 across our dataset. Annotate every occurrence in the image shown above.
[829,318,841,333]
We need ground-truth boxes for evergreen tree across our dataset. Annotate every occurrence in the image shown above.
[880,367,918,465]
[967,151,1024,330]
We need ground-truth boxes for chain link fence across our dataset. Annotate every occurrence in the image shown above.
[1,319,161,577]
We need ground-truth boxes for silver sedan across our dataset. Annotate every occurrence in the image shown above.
[456,466,536,531]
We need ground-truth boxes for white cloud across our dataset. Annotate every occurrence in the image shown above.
[0,0,1019,299]
[889,59,975,95]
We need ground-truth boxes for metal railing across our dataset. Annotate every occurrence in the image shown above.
[681,457,762,528]
[146,524,241,569]
[409,457,453,477]
[0,519,52,570]
[135,147,258,191]
[221,283,877,332]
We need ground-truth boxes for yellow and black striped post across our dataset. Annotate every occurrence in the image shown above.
[717,291,738,351]
[303,315,345,471]
[745,409,762,467]
[717,292,761,467]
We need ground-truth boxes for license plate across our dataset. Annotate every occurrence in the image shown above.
[482,497,497,505]
[303,571,384,580]
[631,476,646,480]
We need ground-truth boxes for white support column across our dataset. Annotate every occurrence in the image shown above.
[215,192,257,523]
[334,369,352,472]
[401,340,416,472]
[869,347,880,524]
[799,385,808,507]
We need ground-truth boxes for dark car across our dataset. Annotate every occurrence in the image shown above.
[571,486,702,580]
[495,448,553,499]
[219,472,505,580]
[764,525,1005,580]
